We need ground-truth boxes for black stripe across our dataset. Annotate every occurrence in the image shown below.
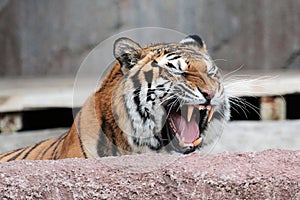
[156,82,167,90]
[158,86,170,100]
[129,68,151,125]
[0,152,11,160]
[166,52,176,57]
[151,60,158,67]
[166,62,176,69]
[133,88,142,117]
[20,141,45,160]
[144,70,154,103]
[7,147,31,161]
[98,132,105,157]
[169,55,181,60]
[131,69,141,89]
[147,87,155,102]
[97,116,107,157]
[51,134,67,159]
[144,70,153,84]
[131,69,143,120]
[107,123,119,156]
[132,137,141,146]
[111,138,119,156]
[99,115,119,156]
[0,148,23,160]
[39,138,62,159]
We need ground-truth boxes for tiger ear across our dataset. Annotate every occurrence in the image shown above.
[180,35,207,53]
[113,37,142,71]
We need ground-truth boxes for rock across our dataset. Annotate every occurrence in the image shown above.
[0,149,299,199]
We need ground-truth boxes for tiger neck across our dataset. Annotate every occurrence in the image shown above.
[110,62,166,152]
[94,60,127,133]
[72,62,132,158]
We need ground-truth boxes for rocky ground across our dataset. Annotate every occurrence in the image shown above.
[0,120,299,199]
[0,149,299,199]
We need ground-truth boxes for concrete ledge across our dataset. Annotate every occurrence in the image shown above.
[0,149,299,199]
[1,70,300,112]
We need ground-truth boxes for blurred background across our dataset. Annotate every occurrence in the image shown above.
[0,0,299,154]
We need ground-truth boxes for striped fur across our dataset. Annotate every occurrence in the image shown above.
[0,35,230,161]
[0,128,85,161]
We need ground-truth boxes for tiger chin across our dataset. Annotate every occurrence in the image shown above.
[0,35,230,162]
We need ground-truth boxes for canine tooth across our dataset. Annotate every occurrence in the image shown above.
[198,105,205,110]
[179,137,185,147]
[207,106,214,122]
[187,105,194,122]
[193,137,203,147]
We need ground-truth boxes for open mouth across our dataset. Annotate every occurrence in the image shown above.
[164,103,214,154]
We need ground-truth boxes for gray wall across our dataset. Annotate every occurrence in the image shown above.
[0,0,299,77]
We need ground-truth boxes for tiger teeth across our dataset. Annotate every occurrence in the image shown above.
[207,106,214,122]
[187,105,194,122]
[179,137,202,147]
[193,137,203,147]
[198,105,205,110]
[186,105,214,123]
[179,137,185,147]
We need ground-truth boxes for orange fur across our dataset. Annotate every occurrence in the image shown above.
[0,35,230,161]
[0,62,125,161]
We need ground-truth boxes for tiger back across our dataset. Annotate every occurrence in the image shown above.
[0,35,230,162]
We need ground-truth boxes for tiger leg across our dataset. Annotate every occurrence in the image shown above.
[0,135,66,162]
[0,126,87,162]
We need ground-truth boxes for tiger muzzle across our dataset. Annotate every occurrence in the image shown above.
[164,102,214,154]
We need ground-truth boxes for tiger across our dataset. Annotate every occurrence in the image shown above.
[0,35,230,162]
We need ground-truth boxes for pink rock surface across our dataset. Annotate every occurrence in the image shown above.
[0,149,299,199]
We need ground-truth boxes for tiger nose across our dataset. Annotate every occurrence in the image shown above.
[201,89,215,100]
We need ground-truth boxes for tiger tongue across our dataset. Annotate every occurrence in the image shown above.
[173,114,200,143]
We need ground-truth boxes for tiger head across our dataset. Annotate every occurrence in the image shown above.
[112,35,230,154]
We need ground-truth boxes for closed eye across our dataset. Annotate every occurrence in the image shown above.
[181,72,188,77]
[168,70,188,77]
[181,71,200,78]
